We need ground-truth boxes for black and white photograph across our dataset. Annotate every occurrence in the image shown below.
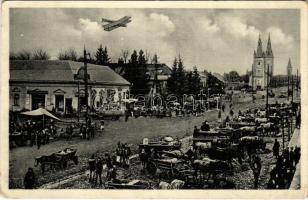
[1,1,307,198]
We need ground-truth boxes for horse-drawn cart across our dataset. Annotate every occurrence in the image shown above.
[139,136,182,152]
[35,148,78,173]
[146,157,189,179]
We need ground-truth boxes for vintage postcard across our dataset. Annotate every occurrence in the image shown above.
[0,1,307,199]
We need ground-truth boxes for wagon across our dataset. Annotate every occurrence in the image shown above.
[105,179,151,189]
[10,131,29,147]
[227,121,256,129]
[35,148,78,173]
[146,157,189,179]
[139,137,182,153]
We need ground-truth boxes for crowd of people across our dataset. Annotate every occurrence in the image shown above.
[10,119,56,149]
[87,142,131,187]
[267,146,301,189]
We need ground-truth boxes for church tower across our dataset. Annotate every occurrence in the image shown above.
[265,34,274,86]
[250,34,274,90]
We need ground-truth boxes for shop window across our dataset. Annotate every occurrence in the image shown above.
[14,93,20,106]
[55,95,64,112]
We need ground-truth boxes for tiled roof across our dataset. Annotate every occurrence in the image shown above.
[9,60,130,86]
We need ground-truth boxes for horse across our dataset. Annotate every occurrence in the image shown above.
[259,122,279,136]
[202,145,242,169]
[238,136,266,158]
[193,158,231,182]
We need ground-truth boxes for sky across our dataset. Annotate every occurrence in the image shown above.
[10,8,300,75]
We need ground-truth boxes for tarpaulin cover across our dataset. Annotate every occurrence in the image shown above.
[21,108,60,120]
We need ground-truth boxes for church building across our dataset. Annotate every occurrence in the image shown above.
[249,34,274,90]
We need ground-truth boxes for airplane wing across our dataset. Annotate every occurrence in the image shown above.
[101,16,131,31]
[103,24,120,31]
[102,18,114,23]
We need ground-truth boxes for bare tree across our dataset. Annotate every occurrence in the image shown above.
[151,53,159,64]
[58,48,78,61]
[145,50,151,64]
[32,48,50,60]
[10,50,32,60]
[121,49,129,64]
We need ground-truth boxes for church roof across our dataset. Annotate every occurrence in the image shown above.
[255,35,264,58]
[265,34,273,58]
[287,58,292,69]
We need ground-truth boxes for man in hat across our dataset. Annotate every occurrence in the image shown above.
[201,120,210,131]
[95,157,103,186]
[24,168,36,189]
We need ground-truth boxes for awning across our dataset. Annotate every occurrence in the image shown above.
[21,108,61,120]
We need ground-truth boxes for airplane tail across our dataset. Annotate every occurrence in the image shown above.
[101,18,114,23]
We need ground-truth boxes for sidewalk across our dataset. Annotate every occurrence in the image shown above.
[288,128,300,148]
[288,128,301,189]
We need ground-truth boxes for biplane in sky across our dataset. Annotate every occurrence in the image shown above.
[101,16,132,31]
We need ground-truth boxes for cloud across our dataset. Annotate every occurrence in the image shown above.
[217,14,259,40]
[71,12,176,64]
[10,9,299,75]
[266,26,294,47]
[148,13,175,36]
[200,17,220,33]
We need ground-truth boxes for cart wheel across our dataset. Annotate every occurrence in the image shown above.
[147,162,157,175]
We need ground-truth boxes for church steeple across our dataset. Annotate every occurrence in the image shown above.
[256,34,264,58]
[266,34,273,58]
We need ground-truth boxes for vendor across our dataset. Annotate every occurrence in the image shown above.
[200,120,210,131]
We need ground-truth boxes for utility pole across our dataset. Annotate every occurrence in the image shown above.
[287,73,290,101]
[288,117,290,141]
[282,118,285,149]
[84,46,89,127]
[266,64,269,117]
[291,74,294,103]
[296,69,299,96]
[77,80,80,123]
[251,64,254,103]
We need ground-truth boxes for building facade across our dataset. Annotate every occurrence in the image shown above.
[9,60,130,113]
[249,34,274,90]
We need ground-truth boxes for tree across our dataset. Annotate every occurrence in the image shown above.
[10,50,32,60]
[102,47,110,64]
[136,50,149,94]
[177,55,186,95]
[192,66,201,95]
[145,50,151,64]
[32,48,50,60]
[95,45,110,65]
[118,57,124,65]
[184,71,193,94]
[225,71,241,82]
[167,58,178,94]
[207,72,225,95]
[95,45,104,65]
[58,48,78,61]
[121,49,129,64]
